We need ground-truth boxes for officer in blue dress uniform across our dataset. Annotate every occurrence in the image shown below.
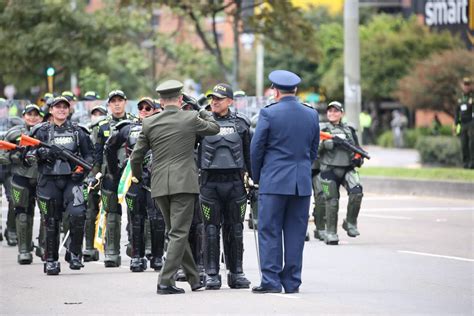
[250,70,319,294]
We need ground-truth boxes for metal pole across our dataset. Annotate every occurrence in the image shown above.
[256,35,264,98]
[344,0,361,138]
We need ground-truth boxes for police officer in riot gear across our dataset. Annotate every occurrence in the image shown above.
[199,83,252,289]
[29,97,94,275]
[105,97,165,272]
[95,90,136,267]
[319,101,365,245]
[83,97,107,262]
[0,105,44,263]
[177,93,206,279]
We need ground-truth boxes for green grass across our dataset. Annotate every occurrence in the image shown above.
[359,167,474,182]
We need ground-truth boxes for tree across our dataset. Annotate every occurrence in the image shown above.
[395,49,474,117]
[359,15,462,102]
[120,0,319,90]
[320,14,463,103]
[0,0,110,96]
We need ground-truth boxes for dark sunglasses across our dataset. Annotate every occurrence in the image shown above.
[138,104,153,111]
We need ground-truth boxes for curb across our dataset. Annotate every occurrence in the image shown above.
[361,176,473,200]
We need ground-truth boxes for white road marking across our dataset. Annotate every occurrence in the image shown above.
[435,218,447,222]
[362,207,474,212]
[360,214,412,220]
[398,250,474,262]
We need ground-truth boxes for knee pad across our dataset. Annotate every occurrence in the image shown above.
[344,170,362,191]
[225,195,247,224]
[37,195,59,220]
[125,190,140,216]
[320,178,339,200]
[200,195,220,225]
[11,180,30,210]
[348,185,363,195]
[101,188,120,214]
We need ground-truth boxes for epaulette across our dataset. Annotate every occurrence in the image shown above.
[98,119,109,127]
[115,120,132,130]
[302,102,315,110]
[29,122,49,136]
[264,102,278,108]
[126,113,138,122]
[235,112,251,127]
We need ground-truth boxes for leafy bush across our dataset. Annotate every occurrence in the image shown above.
[376,130,393,147]
[415,136,462,166]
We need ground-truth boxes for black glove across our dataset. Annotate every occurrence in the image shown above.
[352,157,363,168]
[37,147,51,160]
[71,166,86,182]
[23,151,37,167]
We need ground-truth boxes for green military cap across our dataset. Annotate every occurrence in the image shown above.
[155,80,184,98]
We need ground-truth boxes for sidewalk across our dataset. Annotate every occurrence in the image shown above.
[360,146,473,199]
[363,145,420,168]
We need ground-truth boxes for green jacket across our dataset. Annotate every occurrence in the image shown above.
[130,106,219,198]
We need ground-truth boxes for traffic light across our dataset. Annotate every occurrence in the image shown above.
[46,66,55,93]
[46,67,55,77]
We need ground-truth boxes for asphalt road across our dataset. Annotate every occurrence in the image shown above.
[1,193,473,315]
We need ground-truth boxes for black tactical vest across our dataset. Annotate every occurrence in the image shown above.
[126,124,142,156]
[200,116,244,170]
[43,124,79,175]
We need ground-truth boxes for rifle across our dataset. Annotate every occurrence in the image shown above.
[19,134,93,172]
[0,140,19,151]
[320,131,371,160]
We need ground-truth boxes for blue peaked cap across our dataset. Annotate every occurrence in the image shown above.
[268,70,301,90]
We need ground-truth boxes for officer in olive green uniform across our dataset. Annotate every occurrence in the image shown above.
[319,101,365,245]
[130,80,220,294]
[454,77,474,169]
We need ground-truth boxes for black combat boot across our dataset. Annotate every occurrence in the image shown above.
[69,252,85,270]
[205,225,221,289]
[43,217,60,275]
[68,215,85,270]
[130,257,147,272]
[224,223,250,289]
[44,261,61,275]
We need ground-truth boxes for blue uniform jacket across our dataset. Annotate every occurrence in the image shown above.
[250,96,319,196]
